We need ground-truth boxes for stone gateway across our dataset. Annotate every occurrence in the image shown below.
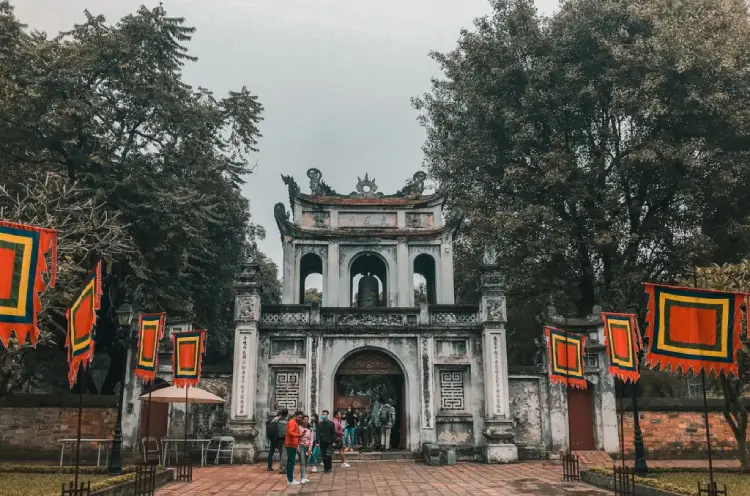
[117,169,618,464]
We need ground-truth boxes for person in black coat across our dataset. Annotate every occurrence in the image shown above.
[317,409,336,473]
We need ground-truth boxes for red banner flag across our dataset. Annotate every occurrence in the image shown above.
[65,261,102,388]
[172,330,206,388]
[602,312,641,383]
[134,313,166,384]
[545,326,587,390]
[644,283,744,377]
[0,220,57,348]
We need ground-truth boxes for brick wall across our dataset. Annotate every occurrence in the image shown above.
[0,395,117,458]
[617,398,749,459]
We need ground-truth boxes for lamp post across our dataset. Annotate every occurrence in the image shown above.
[632,348,648,476]
[108,301,134,475]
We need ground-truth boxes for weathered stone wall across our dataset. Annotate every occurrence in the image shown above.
[0,396,116,458]
[619,399,749,459]
[508,375,548,458]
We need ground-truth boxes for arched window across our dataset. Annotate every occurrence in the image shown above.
[350,253,388,307]
[299,253,323,304]
[413,254,436,305]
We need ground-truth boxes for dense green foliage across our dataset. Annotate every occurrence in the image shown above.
[0,2,276,393]
[415,0,750,364]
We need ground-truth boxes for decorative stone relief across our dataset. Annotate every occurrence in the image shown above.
[301,211,330,228]
[235,296,260,322]
[422,338,432,428]
[409,245,440,257]
[337,313,404,326]
[270,339,306,357]
[260,312,309,325]
[339,212,397,228]
[485,298,505,322]
[274,370,300,410]
[405,213,434,229]
[435,340,467,357]
[439,370,465,410]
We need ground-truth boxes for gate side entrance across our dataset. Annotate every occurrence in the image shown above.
[567,387,595,450]
[334,349,405,450]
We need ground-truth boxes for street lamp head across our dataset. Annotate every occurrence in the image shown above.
[116,301,134,327]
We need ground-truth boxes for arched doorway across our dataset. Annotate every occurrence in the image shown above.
[334,349,405,450]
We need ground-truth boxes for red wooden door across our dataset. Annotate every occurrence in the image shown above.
[567,387,595,450]
[140,401,169,441]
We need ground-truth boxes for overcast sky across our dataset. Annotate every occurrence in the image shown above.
[14,0,558,272]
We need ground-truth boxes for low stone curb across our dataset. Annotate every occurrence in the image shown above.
[580,470,685,496]
[91,468,174,496]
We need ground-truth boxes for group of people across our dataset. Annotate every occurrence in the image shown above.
[342,399,397,451]
[265,399,397,486]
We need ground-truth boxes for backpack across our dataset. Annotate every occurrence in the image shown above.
[379,405,389,424]
[266,418,278,439]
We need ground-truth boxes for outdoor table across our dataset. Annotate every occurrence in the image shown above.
[160,438,212,466]
[58,439,113,467]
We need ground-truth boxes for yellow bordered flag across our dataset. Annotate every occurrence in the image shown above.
[545,326,587,390]
[602,312,641,383]
[0,220,57,349]
[172,330,206,388]
[644,283,744,377]
[65,261,102,388]
[134,313,166,384]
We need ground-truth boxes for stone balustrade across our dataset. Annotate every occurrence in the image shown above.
[258,304,480,328]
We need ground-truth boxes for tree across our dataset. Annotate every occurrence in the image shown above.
[303,288,322,305]
[0,172,135,395]
[414,282,428,305]
[681,262,750,471]
[0,2,264,390]
[414,0,750,362]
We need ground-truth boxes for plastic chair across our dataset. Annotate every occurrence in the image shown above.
[206,436,234,465]
[161,437,179,466]
[141,437,162,465]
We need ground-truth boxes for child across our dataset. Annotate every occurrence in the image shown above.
[298,415,312,484]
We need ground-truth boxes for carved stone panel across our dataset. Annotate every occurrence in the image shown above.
[273,369,301,410]
[301,211,330,228]
[435,340,468,357]
[235,295,260,322]
[485,298,506,322]
[439,370,465,411]
[339,212,397,228]
[405,212,434,229]
[271,339,306,358]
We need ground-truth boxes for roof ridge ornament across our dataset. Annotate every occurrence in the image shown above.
[307,168,337,196]
[351,173,382,198]
[395,171,427,197]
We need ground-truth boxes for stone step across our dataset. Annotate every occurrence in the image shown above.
[340,450,416,461]
[573,450,613,467]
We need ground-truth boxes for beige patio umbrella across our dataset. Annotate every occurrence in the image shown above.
[139,385,225,404]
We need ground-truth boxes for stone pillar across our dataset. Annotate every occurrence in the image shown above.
[479,251,518,463]
[397,242,410,306]
[326,243,339,307]
[227,257,262,462]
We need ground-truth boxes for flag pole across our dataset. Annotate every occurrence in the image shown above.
[617,379,625,470]
[74,367,85,490]
[701,371,715,488]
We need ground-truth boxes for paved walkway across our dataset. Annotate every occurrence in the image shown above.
[157,461,611,495]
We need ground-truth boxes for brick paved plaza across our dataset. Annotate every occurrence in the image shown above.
[157,461,611,495]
